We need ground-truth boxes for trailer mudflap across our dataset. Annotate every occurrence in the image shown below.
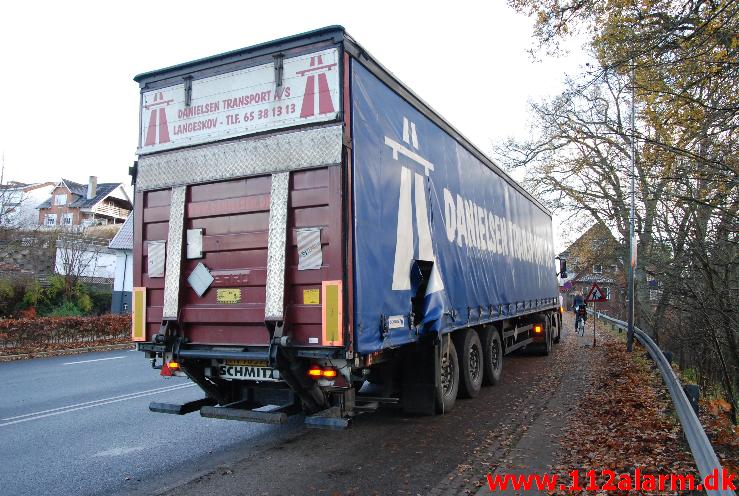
[149,397,217,415]
[400,339,439,415]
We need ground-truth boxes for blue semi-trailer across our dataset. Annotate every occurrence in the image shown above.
[133,26,563,428]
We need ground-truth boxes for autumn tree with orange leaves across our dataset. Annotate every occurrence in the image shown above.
[499,0,737,423]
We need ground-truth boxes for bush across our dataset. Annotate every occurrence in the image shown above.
[0,279,24,317]
[0,314,131,355]
[0,276,111,318]
[88,287,113,315]
[47,301,85,317]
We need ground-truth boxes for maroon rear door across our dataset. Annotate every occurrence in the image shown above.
[134,165,343,347]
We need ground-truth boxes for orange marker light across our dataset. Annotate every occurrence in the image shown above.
[322,368,338,378]
[534,325,543,334]
[308,366,323,378]
[168,361,180,370]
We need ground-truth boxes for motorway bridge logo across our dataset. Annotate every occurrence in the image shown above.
[384,117,444,297]
[297,54,336,118]
[144,91,173,146]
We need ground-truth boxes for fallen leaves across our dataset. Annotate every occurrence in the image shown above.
[552,316,700,495]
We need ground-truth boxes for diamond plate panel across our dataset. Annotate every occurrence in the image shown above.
[136,125,342,191]
[162,186,186,320]
[264,172,289,321]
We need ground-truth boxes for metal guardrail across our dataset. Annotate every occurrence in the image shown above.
[590,310,735,496]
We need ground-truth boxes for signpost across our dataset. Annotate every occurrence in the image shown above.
[585,283,607,347]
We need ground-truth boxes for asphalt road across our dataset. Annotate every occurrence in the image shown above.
[0,349,300,496]
[1,318,585,496]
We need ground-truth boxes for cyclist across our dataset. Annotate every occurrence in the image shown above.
[573,294,587,334]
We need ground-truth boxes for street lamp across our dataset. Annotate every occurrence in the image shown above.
[626,59,636,352]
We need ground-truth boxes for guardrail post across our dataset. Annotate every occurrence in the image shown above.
[684,384,700,415]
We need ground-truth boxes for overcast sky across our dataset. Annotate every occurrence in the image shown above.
[0,0,587,247]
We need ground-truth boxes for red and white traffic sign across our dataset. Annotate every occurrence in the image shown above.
[585,282,607,303]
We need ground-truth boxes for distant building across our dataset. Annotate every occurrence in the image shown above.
[558,223,626,318]
[54,235,117,284]
[0,181,55,228]
[37,177,132,228]
[108,215,133,314]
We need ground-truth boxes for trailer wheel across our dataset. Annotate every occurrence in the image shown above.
[480,327,503,386]
[436,337,459,413]
[454,329,483,399]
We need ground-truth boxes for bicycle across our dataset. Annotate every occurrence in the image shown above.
[575,315,585,336]
[575,306,587,336]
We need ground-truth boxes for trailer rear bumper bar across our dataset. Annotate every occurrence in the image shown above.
[149,397,217,415]
[200,403,301,424]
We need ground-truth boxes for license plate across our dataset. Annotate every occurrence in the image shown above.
[225,359,268,367]
[218,363,281,382]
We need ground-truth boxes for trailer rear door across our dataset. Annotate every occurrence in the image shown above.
[133,127,345,349]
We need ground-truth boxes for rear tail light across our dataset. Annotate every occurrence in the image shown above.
[307,365,338,379]
[533,324,543,334]
[160,361,180,377]
[559,306,564,314]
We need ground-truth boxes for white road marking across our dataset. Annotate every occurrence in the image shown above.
[0,383,195,427]
[93,446,146,457]
[1,383,189,421]
[63,356,127,365]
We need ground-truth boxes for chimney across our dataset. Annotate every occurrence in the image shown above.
[87,176,97,200]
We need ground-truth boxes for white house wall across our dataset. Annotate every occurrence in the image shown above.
[54,247,117,280]
[113,250,133,292]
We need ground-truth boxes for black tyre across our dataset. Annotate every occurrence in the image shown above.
[454,329,484,399]
[480,327,503,386]
[436,338,459,413]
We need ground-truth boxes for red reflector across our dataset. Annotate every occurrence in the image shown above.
[160,362,172,376]
[534,325,543,334]
[322,368,337,378]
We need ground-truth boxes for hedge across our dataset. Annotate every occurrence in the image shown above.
[0,314,130,355]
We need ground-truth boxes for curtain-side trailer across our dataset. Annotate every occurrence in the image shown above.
[132,26,563,428]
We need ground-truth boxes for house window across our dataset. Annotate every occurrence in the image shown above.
[62,213,73,225]
[45,214,57,225]
[55,194,67,205]
[593,264,603,274]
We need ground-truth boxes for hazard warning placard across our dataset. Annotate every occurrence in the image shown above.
[585,282,607,303]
